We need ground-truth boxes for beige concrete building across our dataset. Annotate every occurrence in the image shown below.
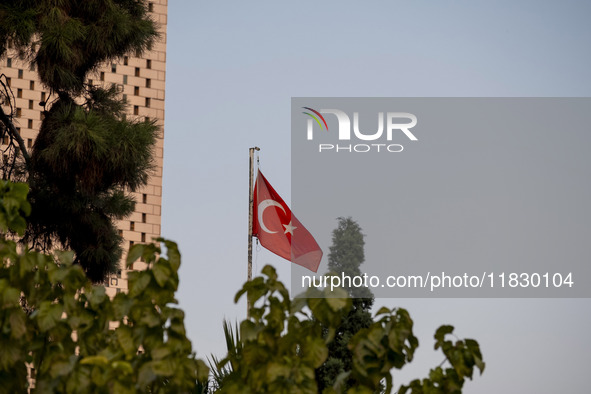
[0,0,168,298]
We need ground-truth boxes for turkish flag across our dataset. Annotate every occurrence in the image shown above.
[252,170,322,272]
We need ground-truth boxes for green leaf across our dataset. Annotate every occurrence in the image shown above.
[9,310,27,339]
[151,346,171,360]
[87,285,107,309]
[2,286,20,308]
[80,355,109,366]
[266,362,291,381]
[325,295,348,312]
[35,301,64,332]
[435,325,454,349]
[152,260,171,287]
[116,326,136,359]
[161,239,181,271]
[128,271,151,297]
[111,361,134,375]
[126,244,144,267]
[50,358,74,378]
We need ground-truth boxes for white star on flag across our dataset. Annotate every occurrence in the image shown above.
[283,221,297,235]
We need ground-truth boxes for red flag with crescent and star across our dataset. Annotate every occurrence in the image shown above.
[252,170,322,272]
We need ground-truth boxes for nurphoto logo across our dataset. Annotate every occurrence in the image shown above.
[302,107,418,153]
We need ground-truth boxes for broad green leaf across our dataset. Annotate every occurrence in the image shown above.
[50,359,74,378]
[9,310,27,339]
[126,244,144,267]
[325,296,348,312]
[152,260,171,287]
[151,346,171,360]
[80,355,109,366]
[128,271,151,297]
[111,361,134,375]
[87,286,107,309]
[116,326,136,359]
[35,301,64,332]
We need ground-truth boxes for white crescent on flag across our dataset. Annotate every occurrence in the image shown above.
[257,199,285,234]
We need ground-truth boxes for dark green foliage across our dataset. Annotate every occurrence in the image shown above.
[328,217,366,295]
[0,1,158,281]
[317,217,375,391]
[212,265,484,394]
[0,0,157,93]
[24,88,157,281]
[398,325,486,394]
[0,182,209,393]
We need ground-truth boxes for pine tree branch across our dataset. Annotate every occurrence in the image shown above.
[0,105,31,168]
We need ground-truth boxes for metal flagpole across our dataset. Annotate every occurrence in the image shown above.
[247,146,259,317]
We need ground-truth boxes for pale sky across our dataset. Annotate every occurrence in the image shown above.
[163,1,591,392]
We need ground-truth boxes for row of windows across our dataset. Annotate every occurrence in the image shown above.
[3,61,35,72]
[7,60,154,86]
[101,68,142,80]
[3,78,35,90]
[120,58,152,70]
[1,135,35,148]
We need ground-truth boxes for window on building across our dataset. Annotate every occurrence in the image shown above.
[145,97,150,107]
[29,63,35,71]
[142,213,146,223]
[146,59,152,69]
[111,64,117,73]
[16,108,21,117]
[6,78,10,87]
[118,229,123,236]
[123,75,128,84]
[17,88,22,98]
[18,69,23,79]
[29,80,34,90]
[28,119,33,129]
[146,79,151,88]
[41,92,46,102]
[142,194,147,204]
[123,94,127,102]
[133,105,139,115]
[129,241,134,248]
[134,86,139,96]
[141,233,146,243]
[27,138,32,148]
[88,79,93,85]
[100,71,105,81]
[16,127,20,134]
[130,222,135,231]
[28,100,33,109]
[2,136,8,145]
[135,67,140,77]
[135,49,141,58]
[117,269,122,278]
[6,58,11,67]
[148,2,154,12]
[124,56,129,65]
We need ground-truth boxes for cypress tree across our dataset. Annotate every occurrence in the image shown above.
[316,217,375,392]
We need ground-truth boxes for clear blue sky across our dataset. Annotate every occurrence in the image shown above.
[163,1,591,392]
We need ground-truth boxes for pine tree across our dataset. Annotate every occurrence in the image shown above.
[316,217,375,392]
[0,1,158,281]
